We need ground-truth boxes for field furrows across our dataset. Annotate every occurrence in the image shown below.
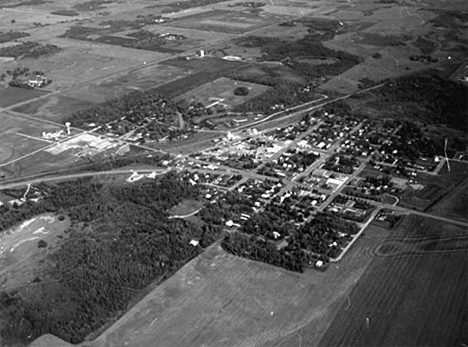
[319,215,468,347]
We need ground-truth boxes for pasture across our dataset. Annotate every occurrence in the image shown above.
[319,215,468,347]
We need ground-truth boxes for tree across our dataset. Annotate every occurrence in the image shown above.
[234,86,249,96]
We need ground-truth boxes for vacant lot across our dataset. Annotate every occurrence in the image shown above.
[0,85,49,108]
[319,215,468,347]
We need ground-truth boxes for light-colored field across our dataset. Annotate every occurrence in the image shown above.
[7,44,164,94]
[0,111,65,165]
[0,213,70,291]
[168,9,284,34]
[176,77,271,108]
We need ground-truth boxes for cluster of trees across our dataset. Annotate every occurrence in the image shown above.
[0,172,229,344]
[372,71,468,131]
[80,151,171,172]
[381,120,444,161]
[222,212,357,272]
[222,233,306,272]
[67,90,186,140]
[0,41,61,59]
[323,155,358,174]
[0,30,29,44]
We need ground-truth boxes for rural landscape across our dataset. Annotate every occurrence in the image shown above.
[0,0,466,346]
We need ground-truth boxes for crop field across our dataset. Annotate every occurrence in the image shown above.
[176,77,271,108]
[166,9,284,34]
[319,215,468,347]
[317,3,465,94]
[232,63,307,85]
[59,220,393,347]
[92,63,192,99]
[427,168,468,221]
[0,86,49,108]
[12,95,94,122]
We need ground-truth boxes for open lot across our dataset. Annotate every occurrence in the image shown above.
[319,215,468,347]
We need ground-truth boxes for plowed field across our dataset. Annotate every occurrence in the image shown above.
[319,215,468,347]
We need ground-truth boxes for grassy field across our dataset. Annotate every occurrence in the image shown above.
[319,215,468,347]
[0,111,63,165]
[176,77,271,108]
[166,9,283,34]
[0,86,49,108]
[0,213,70,292]
[168,199,203,217]
[12,95,94,122]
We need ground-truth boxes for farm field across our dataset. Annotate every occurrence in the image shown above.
[319,215,468,347]
[428,176,468,222]
[58,219,392,347]
[0,86,49,108]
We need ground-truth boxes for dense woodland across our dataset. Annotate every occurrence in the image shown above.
[0,173,224,345]
[368,71,468,131]
[0,41,61,59]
